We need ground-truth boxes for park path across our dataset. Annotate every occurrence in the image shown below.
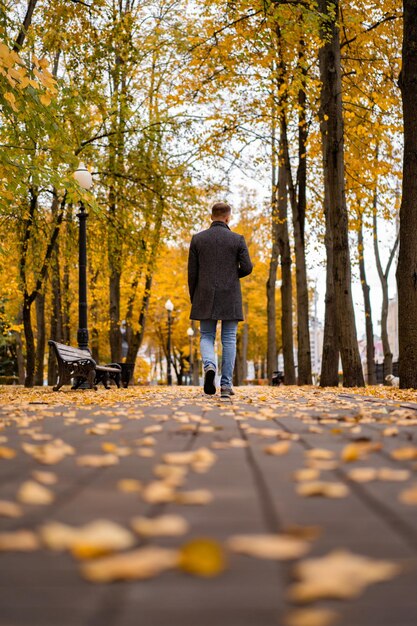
[0,386,416,626]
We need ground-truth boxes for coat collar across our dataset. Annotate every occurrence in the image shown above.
[210,221,230,230]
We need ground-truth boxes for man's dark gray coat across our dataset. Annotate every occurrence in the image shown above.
[187,221,253,321]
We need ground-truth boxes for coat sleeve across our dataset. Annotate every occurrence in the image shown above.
[188,235,199,301]
[238,235,253,278]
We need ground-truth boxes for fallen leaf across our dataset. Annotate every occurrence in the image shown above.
[305,449,334,460]
[399,484,417,505]
[40,520,135,558]
[17,481,54,505]
[282,525,322,542]
[162,450,195,465]
[264,441,291,456]
[131,514,189,537]
[226,534,310,560]
[296,482,349,498]
[142,481,175,504]
[81,546,178,582]
[179,538,226,577]
[77,454,119,467]
[153,464,187,487]
[293,469,320,482]
[228,438,248,448]
[383,427,399,437]
[32,470,57,485]
[288,550,401,603]
[377,468,411,482]
[0,500,23,518]
[391,447,417,461]
[102,443,131,456]
[117,479,143,493]
[175,489,213,505]
[143,425,162,434]
[22,439,74,464]
[136,436,156,447]
[0,530,39,551]
[283,608,340,626]
[137,448,154,457]
[347,467,377,483]
[162,447,217,472]
[0,446,16,459]
[341,442,381,462]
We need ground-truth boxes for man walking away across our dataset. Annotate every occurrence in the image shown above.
[187,202,253,399]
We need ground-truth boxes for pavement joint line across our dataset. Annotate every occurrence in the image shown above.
[234,407,304,613]
[273,417,417,554]
[338,393,417,412]
[86,408,203,626]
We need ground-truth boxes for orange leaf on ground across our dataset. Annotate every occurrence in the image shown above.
[40,520,135,558]
[264,441,291,456]
[226,534,310,560]
[296,482,349,498]
[0,530,40,551]
[288,550,401,603]
[399,484,417,505]
[17,481,54,505]
[131,514,189,537]
[179,538,226,577]
[0,500,23,518]
[81,546,178,582]
[283,608,340,626]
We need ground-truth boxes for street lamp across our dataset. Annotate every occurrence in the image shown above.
[187,326,194,385]
[74,162,93,350]
[165,299,174,385]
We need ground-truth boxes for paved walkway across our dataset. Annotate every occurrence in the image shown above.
[0,386,416,626]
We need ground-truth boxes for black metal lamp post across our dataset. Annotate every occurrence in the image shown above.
[187,326,194,385]
[74,163,93,350]
[165,299,174,385]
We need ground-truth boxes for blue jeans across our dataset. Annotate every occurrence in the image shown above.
[200,320,238,388]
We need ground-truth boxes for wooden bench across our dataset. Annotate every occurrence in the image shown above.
[48,341,122,391]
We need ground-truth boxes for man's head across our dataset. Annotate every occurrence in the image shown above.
[211,202,231,224]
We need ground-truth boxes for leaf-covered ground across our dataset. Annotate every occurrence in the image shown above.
[0,385,416,626]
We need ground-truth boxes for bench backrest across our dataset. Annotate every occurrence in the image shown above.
[48,340,95,364]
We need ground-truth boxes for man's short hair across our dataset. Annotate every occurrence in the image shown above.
[211,202,232,218]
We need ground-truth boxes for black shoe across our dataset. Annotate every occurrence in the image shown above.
[204,368,216,395]
[220,387,232,400]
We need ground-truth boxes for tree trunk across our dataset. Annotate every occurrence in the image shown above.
[318,0,364,387]
[320,189,340,386]
[397,0,417,388]
[48,250,63,386]
[34,291,45,386]
[373,205,398,381]
[277,143,296,385]
[62,233,71,345]
[267,119,279,383]
[234,332,244,386]
[282,84,312,385]
[358,215,376,384]
[13,306,25,384]
[13,0,39,51]
[90,270,100,363]
[241,302,248,381]
[23,296,35,387]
